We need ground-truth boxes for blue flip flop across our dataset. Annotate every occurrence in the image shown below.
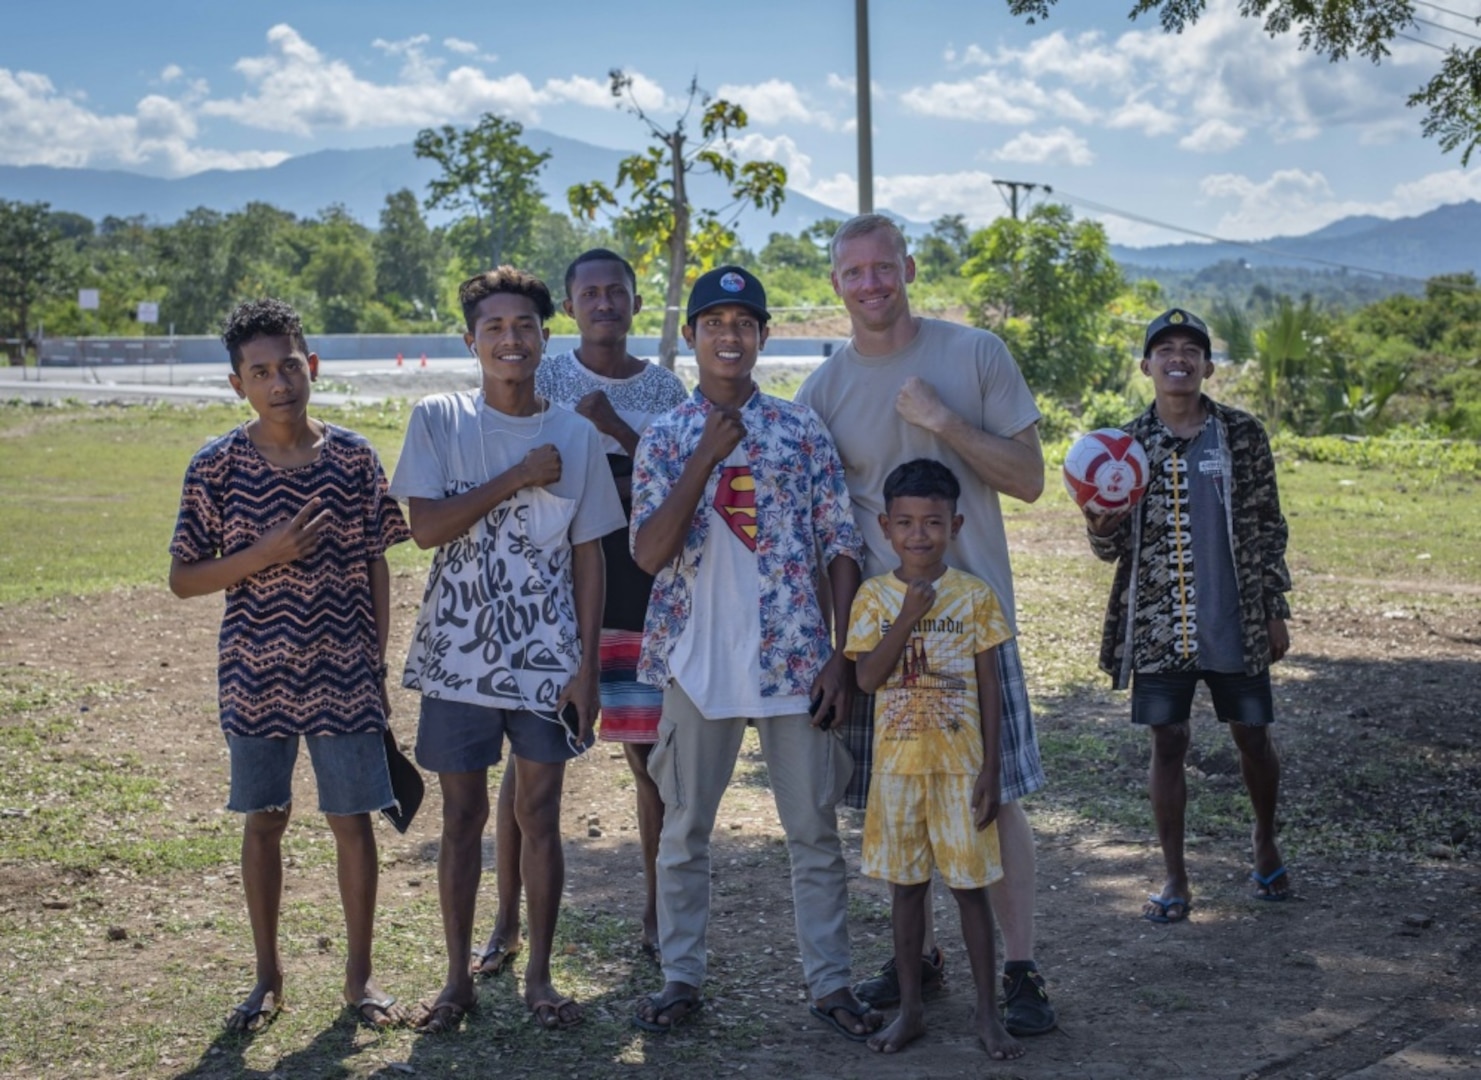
[1251,866,1291,900]
[1142,895,1192,923]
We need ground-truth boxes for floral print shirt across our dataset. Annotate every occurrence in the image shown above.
[631,387,862,697]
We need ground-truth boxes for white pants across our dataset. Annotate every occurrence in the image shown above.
[647,683,855,998]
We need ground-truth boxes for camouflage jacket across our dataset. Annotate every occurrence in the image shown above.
[1088,397,1291,689]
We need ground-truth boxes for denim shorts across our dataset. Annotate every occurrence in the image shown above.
[226,730,394,816]
[414,696,592,773]
[1131,669,1275,727]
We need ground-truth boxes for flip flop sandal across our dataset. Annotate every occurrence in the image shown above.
[225,992,281,1034]
[1251,866,1292,900]
[529,995,583,1029]
[810,997,879,1042]
[470,941,520,978]
[633,989,704,1034]
[412,997,473,1035]
[1142,895,1192,923]
[348,994,404,1029]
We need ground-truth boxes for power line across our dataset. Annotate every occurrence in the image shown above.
[1414,15,1481,42]
[1051,188,1478,292]
[1395,31,1453,51]
[1413,1,1480,25]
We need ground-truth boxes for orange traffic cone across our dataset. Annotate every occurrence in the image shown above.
[396,352,403,367]
[420,353,428,368]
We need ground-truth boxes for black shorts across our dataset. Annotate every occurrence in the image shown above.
[1131,669,1275,727]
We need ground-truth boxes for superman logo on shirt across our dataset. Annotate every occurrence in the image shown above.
[714,466,757,551]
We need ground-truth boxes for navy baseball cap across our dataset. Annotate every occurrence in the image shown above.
[686,265,769,325]
[1144,308,1211,357]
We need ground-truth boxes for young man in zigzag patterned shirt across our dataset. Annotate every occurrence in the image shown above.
[169,298,412,1034]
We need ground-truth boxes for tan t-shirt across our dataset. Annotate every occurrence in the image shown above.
[796,318,1040,629]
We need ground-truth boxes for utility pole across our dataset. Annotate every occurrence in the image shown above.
[856,0,874,214]
[992,179,1051,220]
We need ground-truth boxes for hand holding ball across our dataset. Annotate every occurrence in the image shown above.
[1063,429,1149,515]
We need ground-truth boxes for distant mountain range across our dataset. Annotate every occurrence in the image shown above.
[0,130,857,252]
[1109,200,1481,281]
[2,132,1478,281]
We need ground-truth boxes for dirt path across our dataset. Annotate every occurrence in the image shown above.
[1,566,1478,1078]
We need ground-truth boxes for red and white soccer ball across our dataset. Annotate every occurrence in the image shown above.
[1062,429,1150,515]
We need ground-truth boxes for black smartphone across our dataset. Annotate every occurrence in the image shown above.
[559,702,581,738]
[809,691,837,731]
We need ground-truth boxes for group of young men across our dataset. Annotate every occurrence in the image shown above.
[170,212,1292,1060]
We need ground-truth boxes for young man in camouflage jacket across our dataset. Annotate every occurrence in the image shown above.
[1085,308,1293,925]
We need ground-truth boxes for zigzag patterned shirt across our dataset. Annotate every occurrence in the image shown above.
[170,424,410,737]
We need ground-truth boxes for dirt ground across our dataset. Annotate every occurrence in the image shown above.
[2,545,1478,1078]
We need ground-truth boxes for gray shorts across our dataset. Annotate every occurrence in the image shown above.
[225,730,394,816]
[414,696,591,773]
[842,637,1046,809]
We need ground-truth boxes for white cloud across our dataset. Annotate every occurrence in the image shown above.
[716,79,837,129]
[159,65,183,83]
[900,73,1038,125]
[198,25,674,134]
[443,38,479,55]
[0,67,286,175]
[992,127,1094,166]
[1179,118,1245,153]
[729,132,815,188]
[1107,98,1180,137]
[797,170,1024,226]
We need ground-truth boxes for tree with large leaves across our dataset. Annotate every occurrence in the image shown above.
[568,70,788,369]
[963,203,1126,401]
[1008,0,1481,163]
[415,113,551,271]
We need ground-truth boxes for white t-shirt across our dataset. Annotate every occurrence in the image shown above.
[665,444,808,720]
[389,390,626,711]
[796,318,1041,629]
[536,351,688,457]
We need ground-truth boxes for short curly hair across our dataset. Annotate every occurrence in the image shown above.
[221,298,309,373]
[459,266,555,331]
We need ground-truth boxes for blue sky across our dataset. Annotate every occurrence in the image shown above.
[3,0,1479,246]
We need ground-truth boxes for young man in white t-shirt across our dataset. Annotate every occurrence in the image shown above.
[795,214,1056,1037]
[390,267,625,1034]
[628,265,880,1042]
[476,250,686,978]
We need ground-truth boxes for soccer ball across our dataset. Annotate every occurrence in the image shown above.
[1063,429,1150,514]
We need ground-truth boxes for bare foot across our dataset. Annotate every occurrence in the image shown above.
[224,981,282,1034]
[634,981,703,1032]
[868,1010,926,1054]
[978,1012,1026,1060]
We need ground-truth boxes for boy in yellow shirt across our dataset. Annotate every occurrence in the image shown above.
[844,458,1024,1061]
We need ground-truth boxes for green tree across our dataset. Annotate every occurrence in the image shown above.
[916,213,972,279]
[1008,0,1481,163]
[302,206,377,333]
[375,189,439,314]
[157,207,231,333]
[569,70,788,369]
[415,113,551,270]
[963,203,1125,400]
[0,200,63,353]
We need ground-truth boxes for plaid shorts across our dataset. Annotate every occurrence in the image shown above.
[843,637,1045,810]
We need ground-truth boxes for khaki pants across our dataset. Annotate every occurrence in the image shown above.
[647,683,854,997]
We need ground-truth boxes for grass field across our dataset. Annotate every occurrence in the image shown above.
[1,401,1477,1079]
[3,401,1476,608]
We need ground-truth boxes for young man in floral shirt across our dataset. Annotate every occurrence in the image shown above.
[628,266,881,1043]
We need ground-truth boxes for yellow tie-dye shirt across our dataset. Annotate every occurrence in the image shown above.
[845,568,1013,776]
